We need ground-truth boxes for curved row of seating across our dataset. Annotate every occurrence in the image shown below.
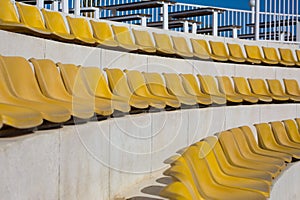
[0,53,299,136]
[160,118,300,200]
[1,0,300,67]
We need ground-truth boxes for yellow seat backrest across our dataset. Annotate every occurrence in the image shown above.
[90,20,114,42]
[279,48,296,62]
[82,67,113,99]
[216,76,236,95]
[171,36,192,53]
[16,2,46,30]
[262,47,279,61]
[111,25,135,45]
[248,78,270,95]
[266,79,285,96]
[209,41,228,57]
[245,45,264,60]
[132,29,155,48]
[30,58,72,100]
[190,39,211,57]
[0,0,20,23]
[227,43,245,58]
[283,79,300,96]
[197,75,222,96]
[180,74,202,96]
[41,9,69,34]
[153,32,174,51]
[66,16,94,39]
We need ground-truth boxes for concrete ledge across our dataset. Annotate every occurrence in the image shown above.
[0,104,299,200]
[0,30,300,84]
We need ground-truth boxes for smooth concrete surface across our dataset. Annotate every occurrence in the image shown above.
[0,104,299,200]
[1,30,300,84]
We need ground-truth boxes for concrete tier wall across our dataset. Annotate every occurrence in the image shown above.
[0,30,300,199]
[0,104,299,200]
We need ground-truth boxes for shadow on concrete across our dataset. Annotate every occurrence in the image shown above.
[127,176,171,200]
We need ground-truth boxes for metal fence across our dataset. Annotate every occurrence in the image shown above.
[27,0,300,43]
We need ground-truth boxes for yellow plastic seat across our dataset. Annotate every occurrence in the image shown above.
[217,131,280,178]
[124,70,182,109]
[227,43,249,63]
[267,79,300,102]
[104,68,149,109]
[230,127,286,170]
[193,140,270,198]
[82,67,130,113]
[0,55,71,123]
[171,36,194,58]
[160,181,195,200]
[198,75,242,104]
[278,48,299,66]
[208,41,230,62]
[270,121,300,150]
[89,20,118,48]
[66,16,96,45]
[296,118,300,131]
[111,25,138,51]
[217,76,257,103]
[30,58,95,119]
[152,32,176,55]
[239,126,292,163]
[261,47,282,65]
[255,123,300,159]
[248,78,289,102]
[182,144,267,200]
[41,9,75,42]
[0,0,48,36]
[57,63,114,116]
[283,79,300,99]
[244,45,278,65]
[143,72,182,107]
[163,158,205,200]
[204,136,273,183]
[232,77,272,102]
[295,50,300,65]
[163,73,200,106]
[283,119,300,143]
[179,74,215,105]
[132,29,156,53]
[123,69,166,109]
[0,103,43,129]
[15,2,52,36]
[190,39,211,60]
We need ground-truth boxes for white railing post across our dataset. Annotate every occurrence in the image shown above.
[255,0,260,40]
[61,0,69,14]
[51,1,59,11]
[192,23,197,34]
[296,22,300,41]
[36,0,44,8]
[183,21,189,33]
[162,3,169,30]
[141,16,147,27]
[249,0,255,23]
[212,11,218,36]
[94,8,100,19]
[74,0,81,16]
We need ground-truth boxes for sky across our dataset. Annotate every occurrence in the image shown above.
[176,0,252,10]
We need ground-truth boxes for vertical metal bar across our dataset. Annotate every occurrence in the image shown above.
[37,0,44,8]
[183,21,189,33]
[162,3,169,30]
[212,11,218,36]
[255,0,260,40]
[61,0,69,13]
[74,0,81,16]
